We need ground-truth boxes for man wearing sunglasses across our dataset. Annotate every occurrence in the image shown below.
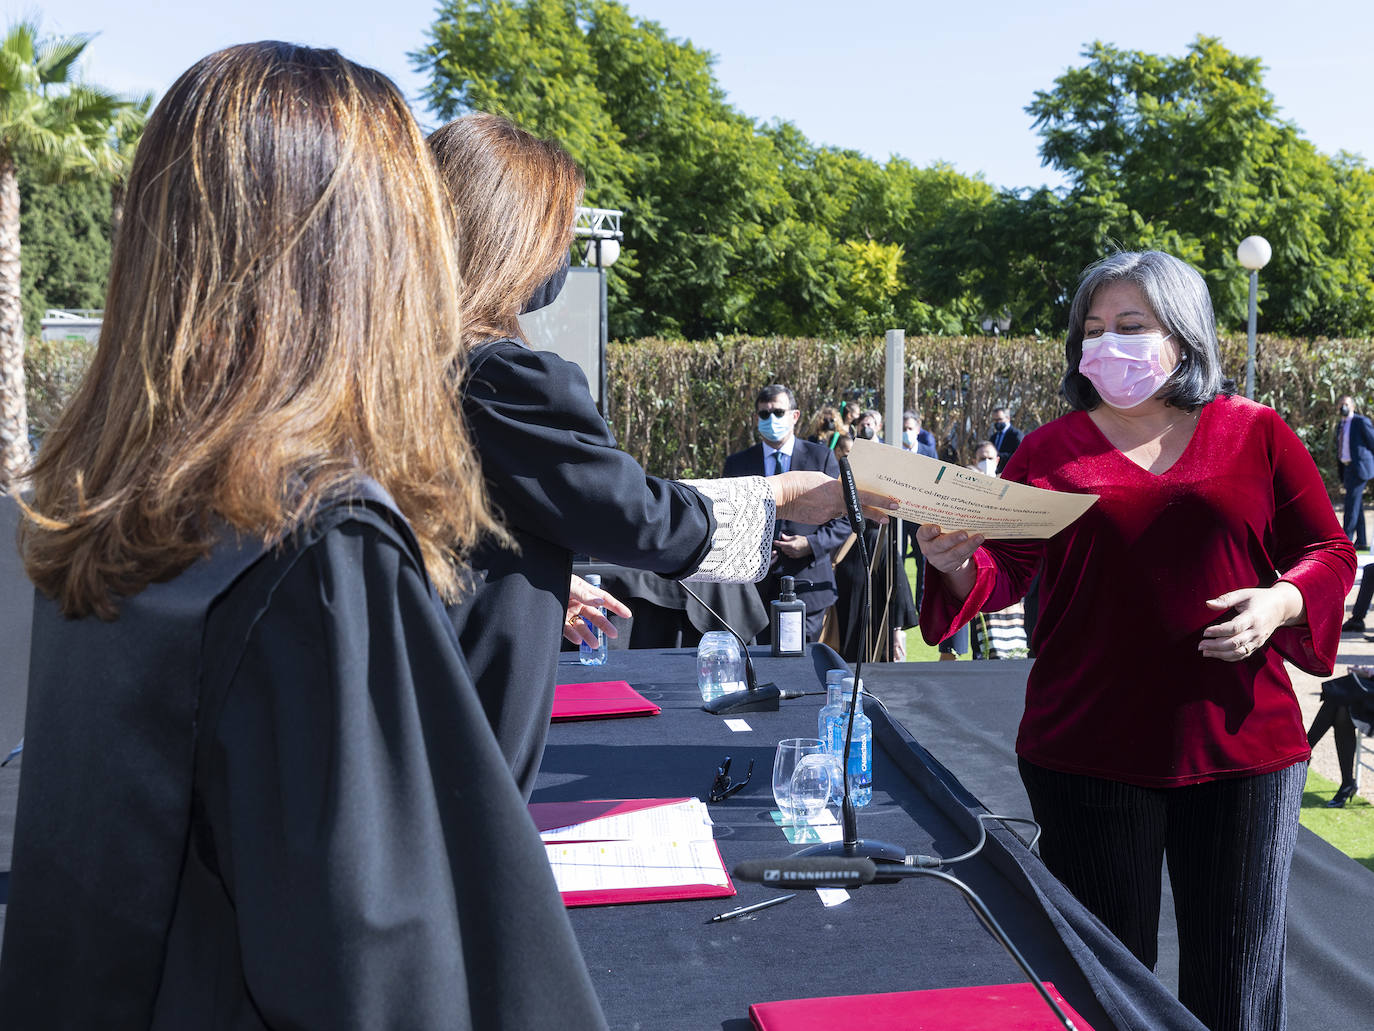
[724,384,847,645]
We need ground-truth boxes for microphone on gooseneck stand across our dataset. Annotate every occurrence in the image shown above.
[731,857,1079,1031]
[679,581,811,715]
[795,455,904,863]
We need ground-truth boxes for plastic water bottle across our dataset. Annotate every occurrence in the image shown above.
[578,573,608,666]
[824,677,872,807]
[817,669,846,744]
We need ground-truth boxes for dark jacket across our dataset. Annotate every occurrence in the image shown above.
[723,438,847,614]
[990,423,1023,473]
[1337,414,1374,486]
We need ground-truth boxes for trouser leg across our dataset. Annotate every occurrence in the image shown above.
[1354,567,1374,621]
[1018,758,1167,969]
[1343,482,1368,548]
[1165,763,1305,1031]
[1331,706,1358,784]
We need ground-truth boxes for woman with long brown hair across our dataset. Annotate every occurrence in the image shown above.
[0,44,604,1029]
[428,114,885,796]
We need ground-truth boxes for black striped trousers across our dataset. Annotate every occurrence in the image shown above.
[1019,758,1305,1031]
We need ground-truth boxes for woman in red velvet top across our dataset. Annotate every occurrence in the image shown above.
[919,251,1355,1031]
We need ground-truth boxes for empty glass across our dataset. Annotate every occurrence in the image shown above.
[790,753,839,822]
[697,631,745,703]
[772,737,829,825]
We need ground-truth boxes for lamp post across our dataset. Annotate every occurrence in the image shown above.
[980,313,1011,337]
[573,207,624,416]
[1236,235,1271,400]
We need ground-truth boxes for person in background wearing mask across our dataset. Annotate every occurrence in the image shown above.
[901,411,939,586]
[970,442,1000,476]
[917,251,1354,1030]
[1334,394,1374,551]
[902,411,937,457]
[841,401,864,438]
[855,409,883,442]
[807,404,845,449]
[989,406,1022,473]
[724,385,849,644]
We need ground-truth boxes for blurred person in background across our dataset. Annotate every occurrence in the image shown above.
[989,406,1022,472]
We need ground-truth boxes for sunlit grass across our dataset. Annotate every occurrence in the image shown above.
[1302,767,1373,873]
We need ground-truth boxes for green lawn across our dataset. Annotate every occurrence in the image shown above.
[898,558,1374,872]
[1301,768,1373,872]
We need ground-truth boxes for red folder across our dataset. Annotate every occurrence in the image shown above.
[530,798,736,908]
[551,681,661,721]
[748,982,1094,1030]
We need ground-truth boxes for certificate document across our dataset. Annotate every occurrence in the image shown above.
[847,437,1097,539]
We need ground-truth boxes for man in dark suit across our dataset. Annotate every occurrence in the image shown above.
[989,407,1022,474]
[724,384,847,643]
[1335,395,1374,551]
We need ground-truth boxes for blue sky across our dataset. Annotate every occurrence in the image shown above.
[17,0,1374,192]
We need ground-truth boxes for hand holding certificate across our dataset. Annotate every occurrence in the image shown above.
[845,437,1097,539]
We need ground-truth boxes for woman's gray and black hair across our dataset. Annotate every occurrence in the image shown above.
[1062,250,1234,412]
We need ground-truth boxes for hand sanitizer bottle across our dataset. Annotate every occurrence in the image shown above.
[770,575,806,656]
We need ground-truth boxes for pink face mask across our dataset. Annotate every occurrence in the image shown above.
[1078,331,1174,410]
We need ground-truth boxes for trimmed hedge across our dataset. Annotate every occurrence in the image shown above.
[607,334,1374,492]
[25,333,1374,495]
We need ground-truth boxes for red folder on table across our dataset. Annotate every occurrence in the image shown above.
[551,681,660,721]
[530,798,735,908]
[749,982,1094,1030]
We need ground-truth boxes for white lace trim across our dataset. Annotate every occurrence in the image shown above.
[679,477,774,583]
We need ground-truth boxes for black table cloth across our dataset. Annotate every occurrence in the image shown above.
[865,660,1374,1031]
[542,647,1204,1031]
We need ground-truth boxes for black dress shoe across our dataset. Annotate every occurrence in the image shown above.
[1326,782,1358,808]
[1342,617,1366,633]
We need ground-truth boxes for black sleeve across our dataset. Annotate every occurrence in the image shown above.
[199,517,605,1031]
[466,343,714,577]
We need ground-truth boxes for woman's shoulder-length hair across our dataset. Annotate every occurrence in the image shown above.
[428,113,584,348]
[21,41,498,617]
[1061,250,1234,412]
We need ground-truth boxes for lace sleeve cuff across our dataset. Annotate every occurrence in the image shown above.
[678,477,775,583]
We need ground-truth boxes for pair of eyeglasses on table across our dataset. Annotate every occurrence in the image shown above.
[708,755,754,802]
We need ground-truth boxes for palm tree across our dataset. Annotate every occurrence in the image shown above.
[0,22,123,491]
[109,91,152,237]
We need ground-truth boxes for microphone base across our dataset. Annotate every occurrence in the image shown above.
[793,837,907,866]
[702,682,782,715]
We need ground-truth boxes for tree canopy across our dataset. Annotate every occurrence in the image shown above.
[417,9,1374,340]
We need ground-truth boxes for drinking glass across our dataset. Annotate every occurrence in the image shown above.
[772,737,828,825]
[790,753,838,822]
[697,631,745,703]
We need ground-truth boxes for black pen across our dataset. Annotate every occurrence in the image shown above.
[707,893,796,923]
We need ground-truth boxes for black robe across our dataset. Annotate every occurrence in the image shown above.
[450,340,716,796]
[832,523,916,663]
[0,488,605,1030]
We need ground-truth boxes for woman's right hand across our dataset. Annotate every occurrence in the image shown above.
[916,524,983,599]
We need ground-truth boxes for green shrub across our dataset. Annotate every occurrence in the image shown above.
[608,334,1374,492]
[23,331,1373,503]
[24,336,96,445]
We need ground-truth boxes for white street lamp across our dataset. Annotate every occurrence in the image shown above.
[584,238,621,268]
[1236,235,1271,399]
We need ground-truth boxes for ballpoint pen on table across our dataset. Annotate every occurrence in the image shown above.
[707,893,796,923]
